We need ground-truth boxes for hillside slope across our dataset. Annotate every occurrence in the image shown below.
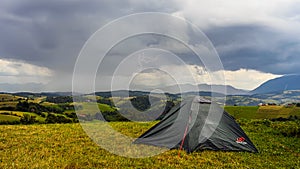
[251,75,300,94]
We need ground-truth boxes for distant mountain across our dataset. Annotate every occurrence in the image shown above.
[12,91,79,98]
[95,90,150,98]
[251,75,300,94]
[0,83,44,92]
[13,92,41,97]
[130,83,248,95]
[94,90,226,98]
[3,89,300,106]
[162,84,248,95]
[226,90,300,106]
[40,92,77,97]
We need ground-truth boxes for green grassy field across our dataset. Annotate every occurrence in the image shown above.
[0,94,24,109]
[0,121,299,169]
[0,95,299,168]
[0,111,46,122]
[75,102,117,115]
[225,106,300,119]
[0,94,22,102]
[0,114,20,121]
[0,101,18,107]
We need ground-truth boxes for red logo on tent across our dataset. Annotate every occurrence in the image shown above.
[236,137,247,145]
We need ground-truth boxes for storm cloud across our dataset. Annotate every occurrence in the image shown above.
[0,0,299,92]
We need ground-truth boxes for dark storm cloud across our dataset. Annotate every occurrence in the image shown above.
[2,0,299,75]
[205,25,300,74]
[0,0,122,71]
[0,0,182,91]
[1,0,300,92]
[0,0,180,73]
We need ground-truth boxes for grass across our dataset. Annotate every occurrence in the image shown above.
[0,94,25,109]
[0,97,299,168]
[0,102,18,108]
[98,103,116,112]
[0,94,22,102]
[33,96,46,103]
[225,106,300,119]
[40,102,56,106]
[0,114,20,121]
[0,111,45,122]
[75,102,116,115]
[0,121,299,168]
[225,106,259,119]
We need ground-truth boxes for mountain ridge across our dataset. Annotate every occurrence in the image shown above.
[130,83,249,95]
[251,75,300,94]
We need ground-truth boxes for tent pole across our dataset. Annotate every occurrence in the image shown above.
[178,115,191,157]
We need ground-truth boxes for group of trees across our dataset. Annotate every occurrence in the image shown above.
[45,113,77,123]
[13,101,77,124]
[46,96,73,103]
[97,98,115,107]
[271,115,299,122]
[20,114,37,124]
[46,96,93,103]
[0,113,78,125]
[16,101,65,114]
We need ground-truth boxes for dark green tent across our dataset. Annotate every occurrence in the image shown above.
[134,96,258,153]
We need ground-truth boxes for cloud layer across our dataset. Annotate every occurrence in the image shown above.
[109,65,280,91]
[0,59,52,84]
[0,0,299,92]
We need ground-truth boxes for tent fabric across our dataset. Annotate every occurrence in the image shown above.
[134,96,258,153]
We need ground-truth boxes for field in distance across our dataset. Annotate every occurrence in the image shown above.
[1,93,300,124]
[225,105,300,119]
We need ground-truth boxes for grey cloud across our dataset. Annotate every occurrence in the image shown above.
[204,25,300,74]
[0,0,179,72]
[1,0,300,92]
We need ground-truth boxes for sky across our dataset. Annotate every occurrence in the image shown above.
[0,0,300,92]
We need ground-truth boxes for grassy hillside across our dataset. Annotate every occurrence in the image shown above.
[0,114,20,121]
[0,121,299,168]
[0,94,78,124]
[0,94,23,102]
[0,101,18,108]
[74,102,117,115]
[0,94,25,108]
[0,111,46,122]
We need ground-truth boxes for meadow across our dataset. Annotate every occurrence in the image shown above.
[0,94,299,168]
[225,105,300,119]
[0,120,299,169]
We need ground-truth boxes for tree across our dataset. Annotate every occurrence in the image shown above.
[45,113,56,123]
[130,96,151,111]
[20,114,37,124]
[16,101,29,112]
[28,105,40,115]
[65,112,77,119]
[45,113,73,124]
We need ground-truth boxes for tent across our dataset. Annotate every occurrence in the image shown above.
[134,96,258,153]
